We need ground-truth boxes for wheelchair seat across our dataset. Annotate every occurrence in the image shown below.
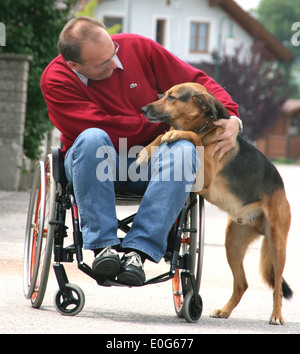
[51,146,144,205]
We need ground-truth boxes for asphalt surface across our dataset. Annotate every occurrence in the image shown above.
[0,164,300,335]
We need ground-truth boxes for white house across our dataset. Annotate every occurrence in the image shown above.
[94,0,294,65]
[47,0,294,154]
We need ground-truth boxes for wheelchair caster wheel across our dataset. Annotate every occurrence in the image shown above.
[54,283,85,316]
[182,290,203,323]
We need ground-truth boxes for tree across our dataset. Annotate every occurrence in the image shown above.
[255,0,300,58]
[76,0,122,34]
[196,43,295,140]
[0,0,77,159]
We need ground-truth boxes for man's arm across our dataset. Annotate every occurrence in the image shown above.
[41,62,167,152]
[148,39,239,117]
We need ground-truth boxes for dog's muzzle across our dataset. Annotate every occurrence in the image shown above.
[141,105,170,123]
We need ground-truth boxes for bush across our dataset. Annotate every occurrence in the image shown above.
[0,0,77,159]
[195,43,295,140]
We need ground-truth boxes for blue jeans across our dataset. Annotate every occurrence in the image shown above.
[64,128,200,263]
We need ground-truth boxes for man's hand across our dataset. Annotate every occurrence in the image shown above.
[211,118,240,161]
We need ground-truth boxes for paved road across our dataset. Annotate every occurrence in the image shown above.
[0,164,300,335]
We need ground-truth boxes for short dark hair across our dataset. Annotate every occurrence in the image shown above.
[58,16,106,62]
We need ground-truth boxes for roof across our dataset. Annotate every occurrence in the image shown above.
[282,99,300,115]
[209,0,295,61]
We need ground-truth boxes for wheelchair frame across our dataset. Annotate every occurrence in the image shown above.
[24,147,205,323]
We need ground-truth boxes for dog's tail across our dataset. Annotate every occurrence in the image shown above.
[259,237,293,300]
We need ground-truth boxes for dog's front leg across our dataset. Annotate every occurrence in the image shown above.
[210,219,259,320]
[161,130,202,146]
[161,130,217,193]
[136,134,163,165]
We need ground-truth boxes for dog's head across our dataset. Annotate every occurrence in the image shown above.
[142,82,229,132]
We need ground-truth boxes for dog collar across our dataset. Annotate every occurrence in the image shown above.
[193,115,215,134]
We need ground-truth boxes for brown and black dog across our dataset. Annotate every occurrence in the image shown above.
[139,82,292,325]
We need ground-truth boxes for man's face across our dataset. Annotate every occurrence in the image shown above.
[69,29,118,81]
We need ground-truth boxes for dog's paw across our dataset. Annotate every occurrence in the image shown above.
[161,131,184,144]
[136,148,150,166]
[209,309,229,319]
[269,313,284,325]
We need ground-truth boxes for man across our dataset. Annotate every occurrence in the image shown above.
[41,16,241,286]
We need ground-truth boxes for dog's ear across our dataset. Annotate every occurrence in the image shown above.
[192,94,229,120]
[210,95,230,120]
[192,94,219,120]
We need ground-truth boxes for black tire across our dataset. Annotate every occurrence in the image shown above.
[54,283,85,316]
[182,290,203,323]
[172,193,204,321]
[23,155,56,308]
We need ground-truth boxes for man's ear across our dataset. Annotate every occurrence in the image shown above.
[67,60,80,71]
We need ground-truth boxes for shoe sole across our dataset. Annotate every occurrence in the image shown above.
[117,270,145,286]
[92,257,120,279]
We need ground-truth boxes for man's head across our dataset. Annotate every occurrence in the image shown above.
[58,16,118,80]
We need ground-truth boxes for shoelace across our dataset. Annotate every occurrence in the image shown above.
[98,246,118,257]
[124,252,143,268]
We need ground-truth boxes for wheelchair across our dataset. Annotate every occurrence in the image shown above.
[23,147,205,323]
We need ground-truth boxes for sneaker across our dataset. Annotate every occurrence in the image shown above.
[117,252,146,286]
[92,247,120,279]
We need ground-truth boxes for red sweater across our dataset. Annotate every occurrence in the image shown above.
[41,33,239,153]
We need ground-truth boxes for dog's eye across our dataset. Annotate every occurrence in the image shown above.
[167,95,176,101]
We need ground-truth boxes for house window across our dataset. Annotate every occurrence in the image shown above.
[156,19,166,46]
[103,16,123,33]
[189,22,209,53]
[289,117,299,136]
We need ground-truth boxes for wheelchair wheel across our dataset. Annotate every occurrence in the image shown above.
[182,290,203,323]
[172,194,204,321]
[23,155,56,308]
[54,283,85,316]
